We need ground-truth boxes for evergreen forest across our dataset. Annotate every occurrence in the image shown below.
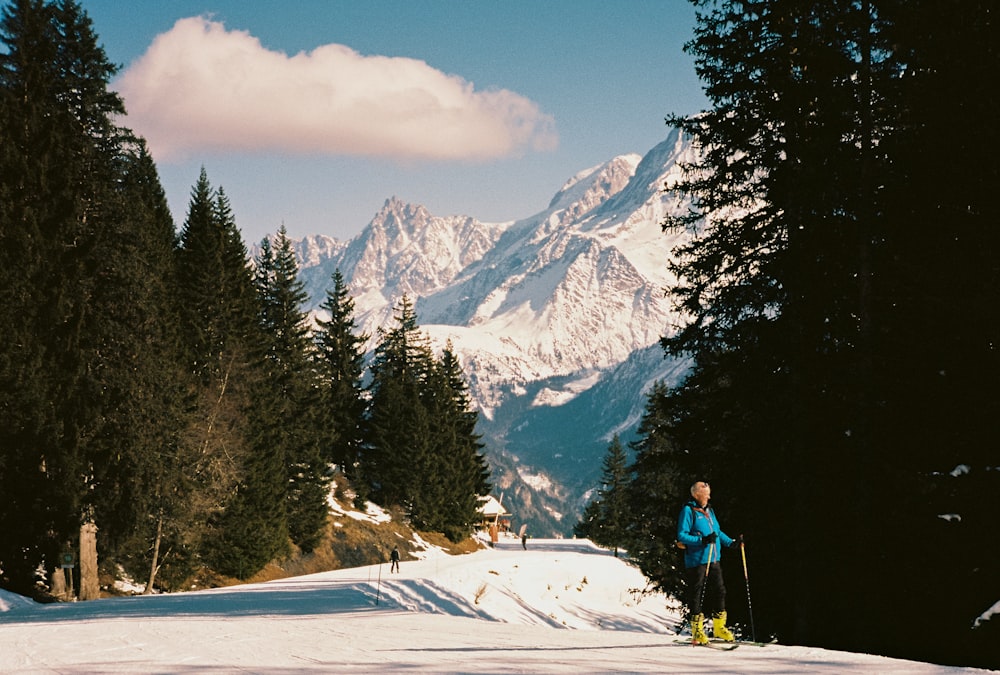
[577,0,999,669]
[0,0,489,596]
[2,0,999,670]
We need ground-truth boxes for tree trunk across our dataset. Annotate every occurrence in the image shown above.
[50,564,68,599]
[143,513,163,595]
[78,521,99,601]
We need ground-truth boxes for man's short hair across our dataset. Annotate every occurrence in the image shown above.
[690,481,710,497]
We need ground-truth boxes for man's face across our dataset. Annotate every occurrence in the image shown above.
[695,486,711,507]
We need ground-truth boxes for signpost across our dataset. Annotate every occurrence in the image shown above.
[60,549,76,599]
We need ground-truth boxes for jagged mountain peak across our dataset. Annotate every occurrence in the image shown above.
[293,233,346,267]
[297,133,692,376]
[371,196,432,231]
[323,195,510,323]
[544,153,642,227]
[597,126,691,217]
[288,132,696,535]
[362,195,506,253]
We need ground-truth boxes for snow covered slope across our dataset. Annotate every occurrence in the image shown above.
[0,538,988,673]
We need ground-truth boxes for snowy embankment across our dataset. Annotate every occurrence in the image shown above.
[0,537,992,674]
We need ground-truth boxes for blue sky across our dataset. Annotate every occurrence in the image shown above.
[81,0,707,244]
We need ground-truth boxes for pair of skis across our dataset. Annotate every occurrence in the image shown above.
[674,637,777,651]
[675,535,768,651]
[678,638,740,651]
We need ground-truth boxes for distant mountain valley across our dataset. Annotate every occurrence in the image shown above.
[279,128,697,535]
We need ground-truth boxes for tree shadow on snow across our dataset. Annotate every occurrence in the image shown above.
[0,574,402,625]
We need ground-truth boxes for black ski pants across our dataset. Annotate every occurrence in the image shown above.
[686,561,726,617]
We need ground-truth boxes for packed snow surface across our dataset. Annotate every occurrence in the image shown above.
[0,538,992,674]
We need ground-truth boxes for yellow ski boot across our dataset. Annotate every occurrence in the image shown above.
[712,610,736,642]
[690,613,709,645]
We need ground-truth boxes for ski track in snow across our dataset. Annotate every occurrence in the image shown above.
[0,538,993,674]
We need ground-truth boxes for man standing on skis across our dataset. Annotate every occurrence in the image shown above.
[676,481,737,645]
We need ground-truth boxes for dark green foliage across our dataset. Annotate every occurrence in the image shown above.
[174,171,287,579]
[625,1,999,668]
[0,0,490,592]
[616,383,689,600]
[101,143,194,591]
[574,436,630,557]
[364,298,491,541]
[206,430,286,580]
[365,296,436,513]
[0,0,110,589]
[425,342,492,541]
[0,0,184,593]
[254,226,329,554]
[313,269,369,492]
[83,141,189,563]
[176,174,260,383]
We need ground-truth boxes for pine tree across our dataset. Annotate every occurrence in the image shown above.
[0,0,67,592]
[574,436,629,557]
[176,175,259,382]
[365,306,489,540]
[649,1,1000,666]
[0,0,180,594]
[424,341,491,541]
[83,140,190,582]
[174,170,287,579]
[313,269,369,500]
[615,383,690,602]
[254,226,329,553]
[364,296,435,515]
[656,0,898,647]
[110,144,191,594]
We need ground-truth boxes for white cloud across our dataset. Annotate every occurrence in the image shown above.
[116,17,558,162]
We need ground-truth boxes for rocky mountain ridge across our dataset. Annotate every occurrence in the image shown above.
[287,128,696,534]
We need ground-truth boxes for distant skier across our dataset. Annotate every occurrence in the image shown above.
[520,523,528,550]
[389,545,400,573]
[676,481,737,645]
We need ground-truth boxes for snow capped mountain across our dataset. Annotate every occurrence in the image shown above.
[292,128,697,535]
[296,197,511,329]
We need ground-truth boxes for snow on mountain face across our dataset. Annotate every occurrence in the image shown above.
[296,196,511,331]
[415,131,693,403]
[545,153,641,229]
[292,129,695,534]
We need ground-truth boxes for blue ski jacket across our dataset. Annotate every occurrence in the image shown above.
[676,500,734,568]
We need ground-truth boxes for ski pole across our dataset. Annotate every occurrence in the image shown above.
[740,538,756,643]
[375,562,383,606]
[698,541,714,614]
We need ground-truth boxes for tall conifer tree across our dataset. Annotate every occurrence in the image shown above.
[640,1,999,666]
[617,382,690,600]
[0,0,68,591]
[313,269,369,499]
[424,341,491,541]
[84,140,188,568]
[175,170,285,579]
[102,142,191,592]
[656,0,899,648]
[365,302,489,539]
[254,226,328,553]
[574,436,630,557]
[0,0,180,593]
[365,296,434,514]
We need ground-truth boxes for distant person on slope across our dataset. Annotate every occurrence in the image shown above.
[390,545,400,573]
[676,481,737,645]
